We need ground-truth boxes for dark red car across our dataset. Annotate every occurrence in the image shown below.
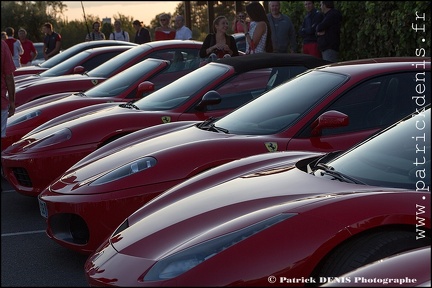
[14,45,133,90]
[13,40,203,107]
[3,51,203,151]
[13,40,137,76]
[84,107,430,286]
[2,53,328,197]
[13,57,429,254]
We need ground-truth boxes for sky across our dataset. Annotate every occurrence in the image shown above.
[62,1,181,26]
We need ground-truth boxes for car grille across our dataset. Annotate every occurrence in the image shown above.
[12,167,32,187]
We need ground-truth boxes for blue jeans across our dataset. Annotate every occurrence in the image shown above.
[1,108,8,138]
[322,49,339,62]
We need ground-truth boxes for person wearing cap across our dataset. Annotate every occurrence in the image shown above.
[132,20,151,44]
[174,15,192,40]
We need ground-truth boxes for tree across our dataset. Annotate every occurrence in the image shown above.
[1,1,66,42]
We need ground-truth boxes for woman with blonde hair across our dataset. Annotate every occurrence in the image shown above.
[155,13,176,41]
[199,15,239,61]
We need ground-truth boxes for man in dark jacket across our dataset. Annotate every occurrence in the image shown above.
[316,1,342,62]
[132,20,151,44]
[299,1,324,58]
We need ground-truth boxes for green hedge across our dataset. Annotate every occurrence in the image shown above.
[281,1,431,61]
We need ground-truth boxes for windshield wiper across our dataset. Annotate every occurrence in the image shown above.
[209,124,229,133]
[119,101,140,110]
[315,163,365,184]
[197,117,229,133]
[197,117,216,128]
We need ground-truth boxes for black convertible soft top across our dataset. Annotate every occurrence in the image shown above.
[216,53,331,73]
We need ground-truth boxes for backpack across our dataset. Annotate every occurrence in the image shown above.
[5,38,16,56]
[111,31,126,40]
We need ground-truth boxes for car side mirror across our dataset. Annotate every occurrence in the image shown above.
[137,81,155,97]
[195,90,221,111]
[311,110,349,136]
[73,66,85,74]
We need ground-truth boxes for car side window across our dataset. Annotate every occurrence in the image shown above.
[320,72,431,136]
[207,66,308,111]
[81,52,125,72]
[148,48,200,72]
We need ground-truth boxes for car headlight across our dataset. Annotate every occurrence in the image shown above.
[90,157,157,186]
[24,128,71,150]
[144,213,296,281]
[7,110,41,127]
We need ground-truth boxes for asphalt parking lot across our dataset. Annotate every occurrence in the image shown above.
[1,176,88,287]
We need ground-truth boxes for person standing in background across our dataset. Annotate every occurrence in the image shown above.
[155,13,176,41]
[316,1,342,62]
[1,40,16,138]
[267,1,297,53]
[174,15,192,40]
[109,20,130,41]
[232,12,250,33]
[42,22,61,60]
[1,32,7,41]
[4,27,24,68]
[85,21,105,41]
[133,20,151,44]
[242,1,272,54]
[299,1,323,58]
[18,28,37,66]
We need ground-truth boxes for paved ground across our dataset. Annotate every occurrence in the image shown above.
[1,176,88,287]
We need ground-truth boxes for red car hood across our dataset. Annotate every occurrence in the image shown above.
[15,74,47,87]
[15,92,78,112]
[24,102,121,136]
[111,161,402,258]
[13,66,46,76]
[51,122,220,188]
[17,73,103,88]
[14,75,107,107]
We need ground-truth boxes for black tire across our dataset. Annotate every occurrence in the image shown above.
[315,230,430,277]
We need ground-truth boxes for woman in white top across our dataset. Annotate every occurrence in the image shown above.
[241,2,273,54]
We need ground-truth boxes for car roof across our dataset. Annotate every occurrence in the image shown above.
[141,39,203,48]
[216,53,331,73]
[73,40,138,48]
[319,56,431,75]
[79,45,134,53]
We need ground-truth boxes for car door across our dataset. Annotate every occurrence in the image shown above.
[287,71,431,151]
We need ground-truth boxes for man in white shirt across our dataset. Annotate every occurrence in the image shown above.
[174,15,192,40]
[4,27,24,68]
[109,20,130,42]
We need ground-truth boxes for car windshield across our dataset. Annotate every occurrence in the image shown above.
[134,64,231,110]
[88,45,150,77]
[85,59,163,98]
[38,42,98,69]
[214,70,347,134]
[37,50,92,77]
[325,107,431,190]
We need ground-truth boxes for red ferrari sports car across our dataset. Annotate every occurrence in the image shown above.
[321,246,431,287]
[14,45,133,89]
[84,107,431,287]
[13,40,136,76]
[28,57,430,254]
[3,51,203,151]
[3,53,329,197]
[13,40,203,107]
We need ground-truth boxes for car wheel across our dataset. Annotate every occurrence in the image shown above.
[314,230,430,277]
